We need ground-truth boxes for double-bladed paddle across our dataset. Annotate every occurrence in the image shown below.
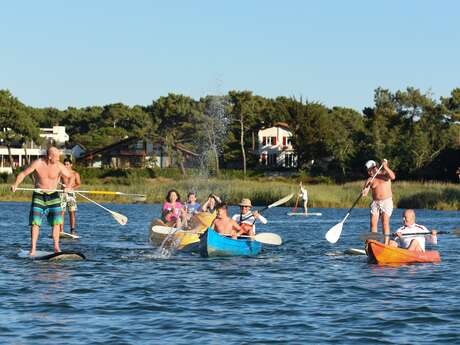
[325,163,384,244]
[226,233,283,245]
[15,187,146,199]
[360,229,459,242]
[240,193,294,222]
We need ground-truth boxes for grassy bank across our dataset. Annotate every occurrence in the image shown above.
[1,179,458,210]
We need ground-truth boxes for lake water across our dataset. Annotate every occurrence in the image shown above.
[0,202,459,344]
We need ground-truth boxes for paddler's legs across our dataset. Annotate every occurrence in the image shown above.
[407,239,423,252]
[381,213,391,245]
[69,210,76,234]
[51,224,61,253]
[30,225,40,256]
[370,212,379,233]
[60,209,65,232]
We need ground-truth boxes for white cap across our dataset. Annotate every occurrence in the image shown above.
[365,160,377,170]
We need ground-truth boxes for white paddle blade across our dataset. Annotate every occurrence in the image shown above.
[325,222,344,244]
[112,211,128,225]
[254,233,282,245]
[269,193,294,209]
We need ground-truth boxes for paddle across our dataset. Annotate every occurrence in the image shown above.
[240,193,294,222]
[291,193,300,212]
[15,187,146,199]
[74,191,128,225]
[360,229,459,242]
[325,163,384,244]
[225,232,283,245]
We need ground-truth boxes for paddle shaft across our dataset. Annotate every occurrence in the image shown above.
[345,163,385,216]
[240,193,293,222]
[15,187,145,197]
[75,191,114,214]
[58,181,127,225]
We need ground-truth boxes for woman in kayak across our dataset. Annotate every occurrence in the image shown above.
[201,193,221,213]
[162,189,186,228]
[389,209,437,252]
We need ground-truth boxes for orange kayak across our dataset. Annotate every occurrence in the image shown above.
[366,240,441,265]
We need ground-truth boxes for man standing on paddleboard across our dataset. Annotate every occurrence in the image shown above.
[362,159,396,245]
[10,147,74,256]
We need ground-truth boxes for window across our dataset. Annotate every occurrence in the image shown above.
[268,153,277,166]
[282,136,286,146]
[285,153,294,167]
[262,137,266,145]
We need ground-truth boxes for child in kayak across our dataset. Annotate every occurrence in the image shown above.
[389,209,437,252]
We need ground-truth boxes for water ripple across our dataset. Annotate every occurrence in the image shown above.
[0,203,459,344]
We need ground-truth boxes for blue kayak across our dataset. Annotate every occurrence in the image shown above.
[200,228,262,257]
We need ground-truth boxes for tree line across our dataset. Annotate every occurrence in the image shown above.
[0,87,459,181]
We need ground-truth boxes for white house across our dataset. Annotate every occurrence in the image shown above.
[39,126,69,146]
[0,126,75,174]
[258,122,297,168]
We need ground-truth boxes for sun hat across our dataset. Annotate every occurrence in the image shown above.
[238,198,252,207]
[365,160,377,170]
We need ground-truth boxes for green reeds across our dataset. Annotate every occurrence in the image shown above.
[1,180,458,210]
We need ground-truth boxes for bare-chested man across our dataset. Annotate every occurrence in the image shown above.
[60,158,81,235]
[362,159,396,245]
[211,202,242,239]
[10,147,74,255]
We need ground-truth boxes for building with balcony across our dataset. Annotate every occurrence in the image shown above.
[257,122,297,168]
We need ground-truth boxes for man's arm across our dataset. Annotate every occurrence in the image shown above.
[362,178,372,196]
[58,163,75,191]
[382,160,396,180]
[10,161,38,192]
[73,172,81,189]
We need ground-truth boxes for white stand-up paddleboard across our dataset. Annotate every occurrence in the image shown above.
[344,248,366,256]
[18,249,86,261]
[287,212,322,216]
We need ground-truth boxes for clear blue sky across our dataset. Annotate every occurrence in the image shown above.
[1,0,458,111]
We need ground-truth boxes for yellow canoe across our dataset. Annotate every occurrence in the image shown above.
[148,212,215,250]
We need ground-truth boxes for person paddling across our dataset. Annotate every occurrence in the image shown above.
[212,202,242,239]
[232,198,267,237]
[389,209,437,252]
[362,159,396,245]
[299,182,308,215]
[10,147,74,256]
[60,158,81,235]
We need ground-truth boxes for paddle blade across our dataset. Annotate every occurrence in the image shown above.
[111,211,128,225]
[325,222,344,244]
[254,232,282,245]
[268,193,294,209]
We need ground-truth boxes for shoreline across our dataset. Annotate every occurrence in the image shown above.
[1,180,458,210]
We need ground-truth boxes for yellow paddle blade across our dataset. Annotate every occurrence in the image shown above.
[193,212,216,228]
